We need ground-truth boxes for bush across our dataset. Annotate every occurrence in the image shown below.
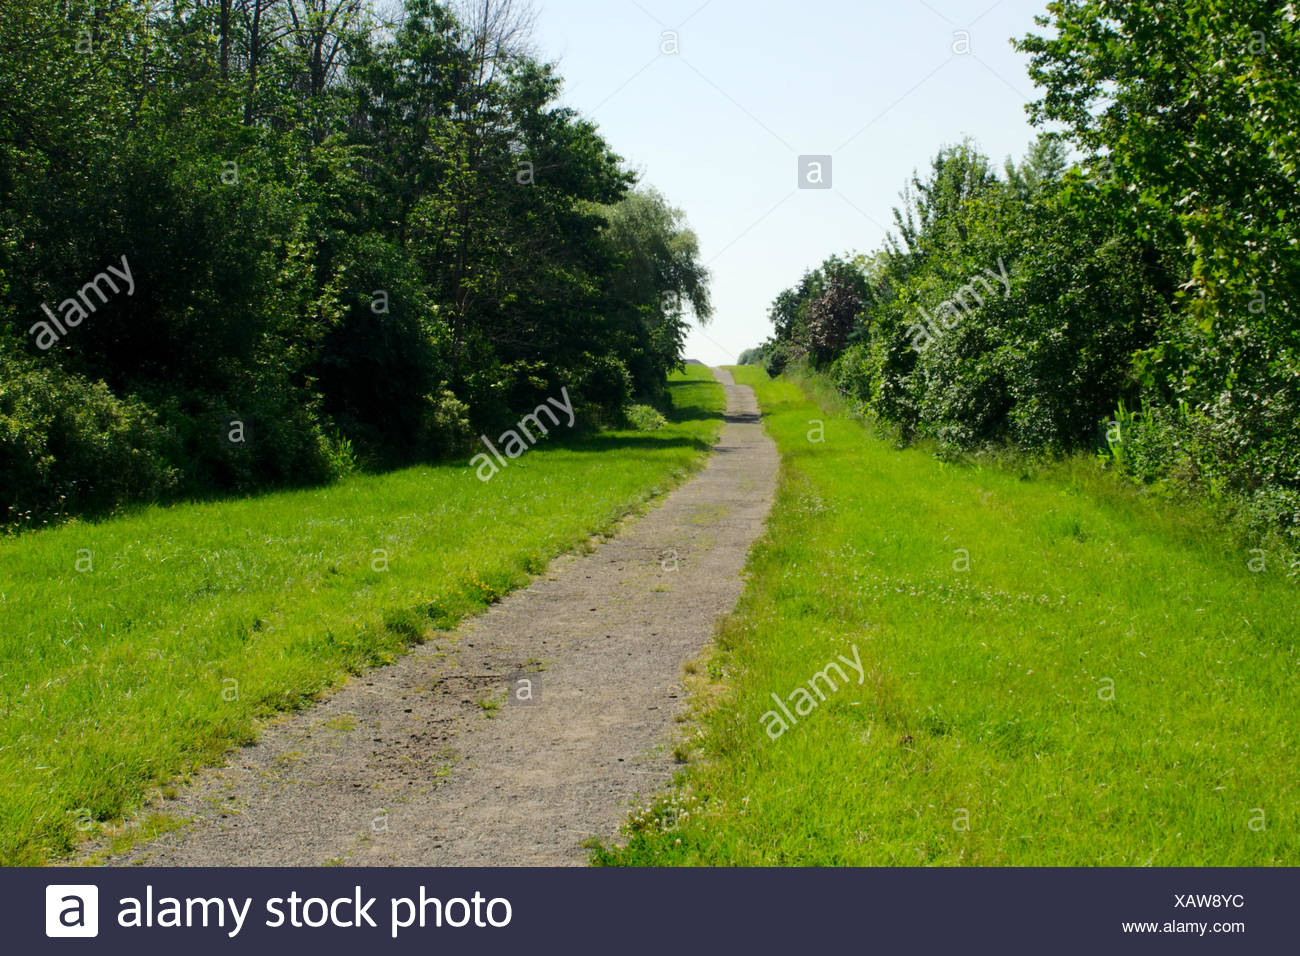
[0,352,177,524]
[149,381,336,495]
[323,435,360,478]
[624,403,667,431]
[830,342,877,404]
[578,353,634,418]
[0,2,713,524]
[311,234,450,464]
[764,341,799,377]
[419,388,474,457]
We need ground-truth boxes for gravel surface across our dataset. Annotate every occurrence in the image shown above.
[99,368,777,866]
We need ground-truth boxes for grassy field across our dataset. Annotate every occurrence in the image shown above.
[0,366,725,865]
[597,365,1298,866]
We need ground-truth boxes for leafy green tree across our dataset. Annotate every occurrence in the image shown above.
[1004,133,1069,201]
[0,0,713,523]
[1017,0,1300,511]
[599,187,712,398]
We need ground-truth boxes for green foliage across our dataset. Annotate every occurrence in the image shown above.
[577,353,634,420]
[623,404,667,431]
[1003,134,1068,201]
[419,388,475,457]
[597,367,1299,866]
[760,1,1300,543]
[598,188,713,400]
[0,350,176,525]
[763,254,866,364]
[1015,0,1300,538]
[0,0,711,523]
[322,435,360,479]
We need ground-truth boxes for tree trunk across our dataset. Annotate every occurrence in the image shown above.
[219,0,231,79]
[244,0,263,125]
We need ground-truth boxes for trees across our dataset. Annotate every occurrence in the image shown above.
[762,135,1173,450]
[0,0,711,524]
[598,188,712,399]
[758,255,866,371]
[1017,0,1300,522]
[886,141,999,276]
[803,269,865,364]
[751,3,1298,545]
[1004,134,1068,202]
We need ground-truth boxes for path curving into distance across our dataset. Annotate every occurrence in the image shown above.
[100,368,778,866]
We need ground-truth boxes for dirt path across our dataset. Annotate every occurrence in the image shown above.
[101,368,777,866]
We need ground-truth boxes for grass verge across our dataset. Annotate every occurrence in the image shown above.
[0,366,725,864]
[595,365,1297,866]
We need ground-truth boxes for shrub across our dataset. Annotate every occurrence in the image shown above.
[624,403,667,431]
[578,353,634,418]
[830,342,877,405]
[419,388,474,457]
[0,351,177,524]
[764,341,798,377]
[311,234,449,464]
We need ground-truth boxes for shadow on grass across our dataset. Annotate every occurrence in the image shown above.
[7,376,727,535]
[556,432,716,456]
[665,379,726,425]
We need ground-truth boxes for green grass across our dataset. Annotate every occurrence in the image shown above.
[0,366,725,865]
[596,365,1298,866]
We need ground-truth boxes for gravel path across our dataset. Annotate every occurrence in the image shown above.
[100,368,777,866]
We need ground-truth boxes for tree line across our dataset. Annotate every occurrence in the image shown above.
[0,0,711,525]
[746,0,1299,551]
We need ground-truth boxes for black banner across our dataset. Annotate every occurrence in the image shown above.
[11,867,1295,953]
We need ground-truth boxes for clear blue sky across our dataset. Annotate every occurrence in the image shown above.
[529,0,1049,364]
